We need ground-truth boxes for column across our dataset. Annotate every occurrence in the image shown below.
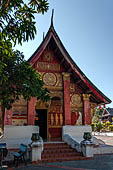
[0,105,2,126]
[82,94,91,125]
[4,109,12,125]
[31,135,43,162]
[62,73,71,125]
[28,97,35,125]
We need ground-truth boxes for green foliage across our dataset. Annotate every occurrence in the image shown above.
[105,121,111,126]
[0,51,50,109]
[109,125,113,131]
[91,107,113,132]
[91,122,96,131]
[95,107,104,117]
[96,122,102,132]
[91,121,102,132]
[102,122,112,132]
[0,0,49,112]
[92,107,104,123]
[91,121,113,132]
[0,0,49,46]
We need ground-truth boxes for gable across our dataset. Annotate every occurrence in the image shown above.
[28,25,111,105]
[34,49,64,73]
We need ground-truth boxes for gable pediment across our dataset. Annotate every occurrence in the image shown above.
[28,25,111,105]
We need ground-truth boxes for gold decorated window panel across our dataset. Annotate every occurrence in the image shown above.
[37,62,60,72]
[12,119,27,126]
[12,105,27,126]
[12,105,27,116]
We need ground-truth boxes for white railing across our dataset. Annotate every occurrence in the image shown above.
[63,134,81,152]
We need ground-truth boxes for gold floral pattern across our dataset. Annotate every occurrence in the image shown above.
[71,94,81,105]
[43,52,53,61]
[43,73,57,86]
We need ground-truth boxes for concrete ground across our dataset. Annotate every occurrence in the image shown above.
[2,135,113,170]
[2,154,113,170]
[93,135,113,146]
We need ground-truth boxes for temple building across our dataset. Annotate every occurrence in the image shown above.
[3,18,111,141]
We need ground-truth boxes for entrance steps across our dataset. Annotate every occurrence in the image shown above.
[39,142,90,163]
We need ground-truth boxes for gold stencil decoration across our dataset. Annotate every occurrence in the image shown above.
[70,83,75,92]
[71,94,81,105]
[37,62,60,71]
[54,73,63,87]
[43,52,53,61]
[43,51,53,62]
[43,73,57,86]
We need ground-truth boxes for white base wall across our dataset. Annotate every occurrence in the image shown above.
[62,125,92,143]
[62,125,113,156]
[0,125,39,149]
[94,145,113,155]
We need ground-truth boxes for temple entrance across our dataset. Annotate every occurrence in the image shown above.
[35,109,47,140]
[48,97,63,141]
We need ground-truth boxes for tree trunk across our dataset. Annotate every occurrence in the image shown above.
[0,105,5,133]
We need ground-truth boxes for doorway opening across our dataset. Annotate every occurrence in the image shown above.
[35,109,47,140]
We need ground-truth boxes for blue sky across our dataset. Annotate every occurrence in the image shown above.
[16,0,113,108]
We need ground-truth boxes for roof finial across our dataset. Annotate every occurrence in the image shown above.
[43,32,45,41]
[51,9,54,27]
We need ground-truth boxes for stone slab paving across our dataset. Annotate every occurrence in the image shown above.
[93,135,113,146]
[2,154,113,170]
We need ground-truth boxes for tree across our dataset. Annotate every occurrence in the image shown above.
[92,107,104,123]
[91,107,104,132]
[0,0,50,130]
[0,0,49,45]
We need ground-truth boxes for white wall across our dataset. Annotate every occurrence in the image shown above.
[62,125,92,143]
[0,125,39,149]
[3,125,39,139]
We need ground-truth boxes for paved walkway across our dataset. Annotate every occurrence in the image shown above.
[93,135,113,146]
[2,154,113,170]
[2,135,113,170]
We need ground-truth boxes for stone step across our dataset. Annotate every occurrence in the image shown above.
[44,142,68,147]
[43,143,72,150]
[42,152,82,159]
[40,142,86,163]
[38,156,91,163]
[42,148,78,154]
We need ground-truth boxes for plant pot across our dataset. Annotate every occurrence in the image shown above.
[31,133,40,142]
[83,132,92,141]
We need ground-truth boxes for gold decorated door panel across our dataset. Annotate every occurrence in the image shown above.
[48,97,63,141]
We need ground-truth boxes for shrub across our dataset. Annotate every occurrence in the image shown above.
[109,125,113,131]
[96,122,102,132]
[105,121,112,126]
[91,123,96,131]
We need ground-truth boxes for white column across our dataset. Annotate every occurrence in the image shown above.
[81,140,94,157]
[31,140,43,162]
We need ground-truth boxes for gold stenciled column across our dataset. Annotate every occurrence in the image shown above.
[82,94,91,125]
[62,72,71,125]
